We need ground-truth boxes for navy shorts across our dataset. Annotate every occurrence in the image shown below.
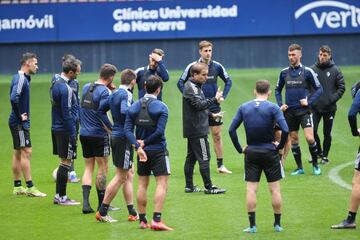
[355,148,360,171]
[284,108,313,132]
[80,135,110,158]
[209,109,223,127]
[244,148,284,182]
[111,136,133,170]
[137,149,170,176]
[9,124,31,149]
[52,131,77,160]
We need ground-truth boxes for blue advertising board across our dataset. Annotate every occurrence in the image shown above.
[0,0,359,43]
[294,0,360,34]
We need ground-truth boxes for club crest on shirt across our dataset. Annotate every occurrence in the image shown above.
[190,83,199,94]
[326,72,330,77]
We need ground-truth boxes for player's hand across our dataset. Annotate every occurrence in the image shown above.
[215,87,223,103]
[272,141,279,147]
[21,113,28,121]
[280,104,288,112]
[137,147,147,162]
[103,124,112,134]
[137,140,145,148]
[107,82,116,91]
[212,111,225,120]
[299,97,308,106]
[150,53,162,62]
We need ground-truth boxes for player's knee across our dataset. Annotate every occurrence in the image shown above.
[247,189,257,196]
[23,147,32,156]
[306,137,315,144]
[157,180,168,191]
[118,175,127,185]
[126,171,134,181]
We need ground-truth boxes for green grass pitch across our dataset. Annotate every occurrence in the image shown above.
[1,67,360,240]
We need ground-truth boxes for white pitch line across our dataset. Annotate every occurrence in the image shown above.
[328,161,353,191]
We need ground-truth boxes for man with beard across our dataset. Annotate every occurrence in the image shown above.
[310,46,345,164]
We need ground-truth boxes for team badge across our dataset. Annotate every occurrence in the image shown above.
[327,72,330,77]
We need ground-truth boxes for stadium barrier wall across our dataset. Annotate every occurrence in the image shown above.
[0,0,359,73]
[0,34,359,74]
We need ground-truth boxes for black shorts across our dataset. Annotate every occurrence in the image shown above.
[111,136,133,170]
[209,109,223,127]
[354,149,360,171]
[244,148,284,182]
[9,124,31,149]
[137,149,170,177]
[52,131,77,160]
[80,135,110,158]
[284,108,313,132]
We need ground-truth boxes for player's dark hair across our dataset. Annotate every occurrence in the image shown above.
[288,43,302,52]
[256,79,270,94]
[319,45,332,55]
[145,75,163,94]
[62,54,75,62]
[99,64,117,80]
[199,40,213,50]
[20,52,37,66]
[62,58,80,74]
[190,63,208,77]
[120,69,136,85]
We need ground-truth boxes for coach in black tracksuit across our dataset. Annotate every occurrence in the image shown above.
[311,45,345,164]
[182,62,226,194]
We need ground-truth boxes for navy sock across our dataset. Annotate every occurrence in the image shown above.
[248,212,256,227]
[14,180,22,187]
[291,144,302,169]
[347,211,357,223]
[139,213,147,223]
[309,142,319,166]
[96,189,105,210]
[217,158,223,168]
[57,164,69,197]
[274,213,281,226]
[153,212,162,222]
[99,203,109,216]
[127,204,137,216]
[82,185,92,208]
[26,180,33,188]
